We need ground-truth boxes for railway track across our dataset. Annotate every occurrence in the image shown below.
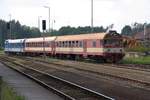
[24,56,150,72]
[0,55,114,100]
[15,56,150,90]
[3,55,150,91]
[103,64,150,72]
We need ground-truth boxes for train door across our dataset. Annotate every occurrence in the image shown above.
[83,40,87,57]
[51,41,55,55]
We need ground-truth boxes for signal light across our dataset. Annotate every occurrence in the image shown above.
[42,20,46,30]
[7,22,10,30]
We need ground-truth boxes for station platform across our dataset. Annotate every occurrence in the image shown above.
[0,63,63,100]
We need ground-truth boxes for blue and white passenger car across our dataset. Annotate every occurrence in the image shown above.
[4,39,25,54]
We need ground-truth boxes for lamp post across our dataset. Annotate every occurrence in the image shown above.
[9,14,12,39]
[44,6,50,33]
[42,20,46,59]
[51,20,55,33]
[144,23,147,39]
[38,16,42,31]
[91,0,94,33]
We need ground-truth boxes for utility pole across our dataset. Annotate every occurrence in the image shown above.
[42,20,46,59]
[144,23,147,39]
[44,6,50,33]
[38,16,42,31]
[91,0,94,33]
[51,20,55,33]
[9,14,12,39]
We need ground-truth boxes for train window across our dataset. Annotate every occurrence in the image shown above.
[35,43,37,47]
[41,42,43,47]
[37,42,39,47]
[38,42,40,47]
[72,41,75,47]
[64,41,66,47]
[92,41,96,47]
[27,43,29,47]
[59,41,62,47]
[44,42,46,47]
[68,41,71,47]
[46,42,49,47]
[28,43,30,47]
[62,41,64,47]
[100,40,103,46]
[30,43,32,47]
[39,42,41,47]
[33,43,35,47]
[56,42,58,47]
[76,41,78,47]
[63,41,65,47]
[61,41,63,47]
[57,42,59,47]
[66,41,68,47]
[79,41,83,47]
[48,42,51,47]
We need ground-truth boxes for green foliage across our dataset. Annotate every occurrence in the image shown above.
[121,56,150,64]
[1,80,25,100]
[121,22,150,36]
[0,19,41,47]
[121,25,132,36]
[126,47,150,52]
[50,26,106,36]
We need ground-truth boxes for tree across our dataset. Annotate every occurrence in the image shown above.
[121,25,132,36]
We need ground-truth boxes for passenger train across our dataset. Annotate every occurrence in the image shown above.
[4,31,125,63]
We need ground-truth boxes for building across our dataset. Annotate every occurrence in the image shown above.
[132,28,150,48]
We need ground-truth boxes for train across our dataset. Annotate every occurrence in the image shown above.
[4,31,125,63]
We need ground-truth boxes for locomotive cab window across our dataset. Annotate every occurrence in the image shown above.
[104,38,123,47]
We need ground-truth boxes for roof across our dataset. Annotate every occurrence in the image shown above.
[25,36,56,42]
[55,33,107,41]
[5,39,25,43]
[6,32,121,43]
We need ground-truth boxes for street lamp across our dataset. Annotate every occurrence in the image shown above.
[9,14,12,39]
[51,20,56,33]
[91,0,94,32]
[144,23,147,38]
[44,6,50,33]
[38,16,42,31]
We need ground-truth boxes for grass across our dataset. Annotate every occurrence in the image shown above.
[0,78,25,100]
[121,56,150,64]
[125,44,150,52]
[0,49,4,55]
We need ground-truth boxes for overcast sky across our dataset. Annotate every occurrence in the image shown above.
[0,0,150,32]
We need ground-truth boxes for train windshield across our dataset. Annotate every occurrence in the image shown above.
[103,38,123,47]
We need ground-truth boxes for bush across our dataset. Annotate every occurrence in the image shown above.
[121,56,150,64]
[126,46,150,52]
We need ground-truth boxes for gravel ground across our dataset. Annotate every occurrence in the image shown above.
[17,59,150,100]
[3,55,150,100]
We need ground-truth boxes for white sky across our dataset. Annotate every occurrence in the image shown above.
[0,0,150,32]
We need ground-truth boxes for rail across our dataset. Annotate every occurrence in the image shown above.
[0,57,115,100]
